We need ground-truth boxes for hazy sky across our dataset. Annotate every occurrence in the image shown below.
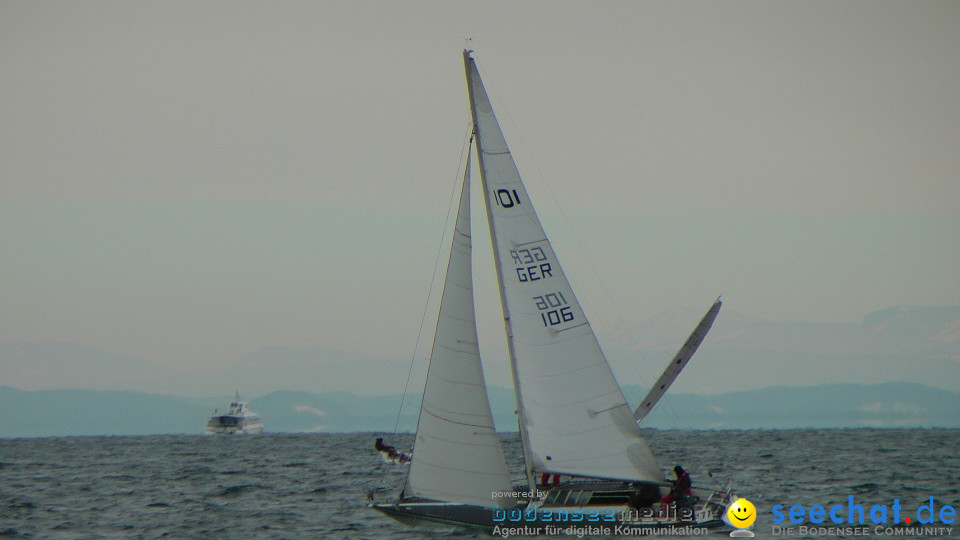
[2,1,958,376]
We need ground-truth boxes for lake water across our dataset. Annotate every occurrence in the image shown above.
[1,429,957,538]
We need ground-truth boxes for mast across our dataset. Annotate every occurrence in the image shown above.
[463,50,537,492]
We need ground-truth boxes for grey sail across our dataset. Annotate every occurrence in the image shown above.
[633,298,722,423]
[403,145,516,508]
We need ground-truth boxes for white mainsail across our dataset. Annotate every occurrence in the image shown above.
[403,145,516,508]
[464,52,663,485]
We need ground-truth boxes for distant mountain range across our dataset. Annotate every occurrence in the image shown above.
[2,305,957,398]
[1,305,957,437]
[1,382,957,438]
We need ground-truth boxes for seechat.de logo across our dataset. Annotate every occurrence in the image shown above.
[770,495,955,537]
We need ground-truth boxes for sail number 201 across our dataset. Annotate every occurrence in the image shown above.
[533,292,574,327]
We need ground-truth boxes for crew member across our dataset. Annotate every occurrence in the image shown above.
[660,465,692,506]
[375,437,399,460]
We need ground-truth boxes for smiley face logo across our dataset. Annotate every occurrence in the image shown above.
[727,498,756,528]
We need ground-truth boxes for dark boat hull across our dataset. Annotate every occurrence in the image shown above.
[373,501,497,531]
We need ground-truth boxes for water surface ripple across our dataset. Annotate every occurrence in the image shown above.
[1,429,957,538]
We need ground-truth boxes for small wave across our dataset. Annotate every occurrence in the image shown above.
[0,528,25,538]
[328,524,361,532]
[146,501,172,508]
[6,499,35,510]
[178,465,214,476]
[851,482,880,493]
[208,484,265,497]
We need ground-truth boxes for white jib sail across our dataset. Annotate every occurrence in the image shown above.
[404,145,516,508]
[464,52,662,484]
[633,298,723,423]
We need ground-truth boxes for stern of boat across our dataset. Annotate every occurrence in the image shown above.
[370,498,499,532]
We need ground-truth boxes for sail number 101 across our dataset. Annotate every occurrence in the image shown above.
[494,189,522,208]
[533,292,574,327]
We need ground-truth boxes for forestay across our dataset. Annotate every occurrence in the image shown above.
[403,146,516,508]
[464,52,662,484]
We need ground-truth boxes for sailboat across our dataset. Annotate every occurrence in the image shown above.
[371,51,735,533]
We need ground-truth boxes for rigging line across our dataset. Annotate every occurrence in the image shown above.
[376,124,474,493]
[474,58,653,403]
[392,123,475,435]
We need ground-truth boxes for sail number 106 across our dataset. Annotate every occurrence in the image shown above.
[533,292,574,327]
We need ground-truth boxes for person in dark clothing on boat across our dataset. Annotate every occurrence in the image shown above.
[375,437,398,459]
[660,465,692,506]
[375,437,412,463]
